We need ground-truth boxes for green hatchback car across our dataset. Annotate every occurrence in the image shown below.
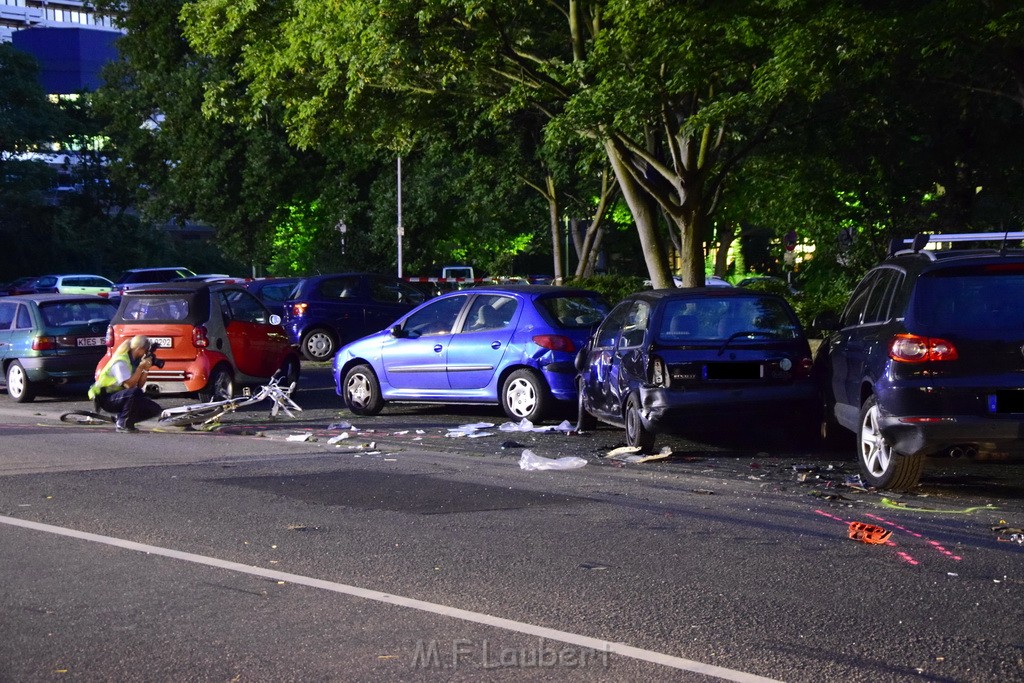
[0,294,117,402]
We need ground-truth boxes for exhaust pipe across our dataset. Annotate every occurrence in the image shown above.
[963,445,978,459]
[948,446,964,459]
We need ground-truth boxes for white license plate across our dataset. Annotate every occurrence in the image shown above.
[77,337,105,347]
[147,337,172,348]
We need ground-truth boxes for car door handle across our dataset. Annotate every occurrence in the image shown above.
[433,344,443,353]
[491,341,501,349]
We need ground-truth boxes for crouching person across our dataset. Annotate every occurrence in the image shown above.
[88,335,163,433]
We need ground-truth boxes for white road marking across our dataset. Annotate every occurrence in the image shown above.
[1,514,780,682]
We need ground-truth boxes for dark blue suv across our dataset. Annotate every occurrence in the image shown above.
[815,232,1024,489]
[282,273,427,361]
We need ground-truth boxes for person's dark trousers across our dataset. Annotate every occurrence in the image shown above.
[99,388,162,429]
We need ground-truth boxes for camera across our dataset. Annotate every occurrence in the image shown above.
[144,341,166,369]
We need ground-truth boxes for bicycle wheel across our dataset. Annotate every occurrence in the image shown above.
[60,411,114,426]
[157,404,231,427]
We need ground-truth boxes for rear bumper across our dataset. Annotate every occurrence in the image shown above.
[639,382,817,433]
[18,354,104,383]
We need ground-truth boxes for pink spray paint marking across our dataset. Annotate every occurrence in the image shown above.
[865,513,963,561]
[815,510,922,566]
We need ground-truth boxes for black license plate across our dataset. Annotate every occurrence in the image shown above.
[992,391,1024,414]
[704,363,763,380]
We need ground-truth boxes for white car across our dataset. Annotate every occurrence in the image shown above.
[29,274,115,296]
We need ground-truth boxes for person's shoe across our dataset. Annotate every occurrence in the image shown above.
[115,422,138,433]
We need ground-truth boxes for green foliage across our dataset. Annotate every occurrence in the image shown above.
[566,274,647,307]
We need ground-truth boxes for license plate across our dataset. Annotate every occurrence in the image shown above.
[147,337,172,348]
[76,337,105,347]
[991,391,1024,414]
[704,363,763,380]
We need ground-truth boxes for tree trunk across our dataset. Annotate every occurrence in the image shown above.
[605,140,672,288]
[546,175,564,284]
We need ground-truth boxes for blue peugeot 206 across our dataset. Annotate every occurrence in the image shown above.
[332,285,609,423]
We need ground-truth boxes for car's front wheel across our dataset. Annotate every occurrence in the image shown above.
[501,369,550,423]
[5,361,35,403]
[199,366,234,402]
[624,395,656,452]
[344,364,384,415]
[301,328,337,362]
[858,395,925,490]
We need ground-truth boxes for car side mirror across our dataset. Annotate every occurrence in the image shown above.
[269,314,282,326]
[391,325,408,338]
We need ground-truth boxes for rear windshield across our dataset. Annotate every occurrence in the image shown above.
[534,294,609,329]
[39,300,116,327]
[657,296,802,341]
[909,264,1024,332]
[119,294,206,323]
[116,269,190,284]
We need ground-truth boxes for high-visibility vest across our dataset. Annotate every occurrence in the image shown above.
[88,343,133,400]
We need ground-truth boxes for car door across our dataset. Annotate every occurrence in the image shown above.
[0,301,16,364]
[580,301,634,420]
[446,294,520,390]
[311,275,366,346]
[607,301,652,413]
[219,290,284,378]
[365,276,426,337]
[380,294,468,391]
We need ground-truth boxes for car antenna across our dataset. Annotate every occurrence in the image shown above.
[999,223,1010,257]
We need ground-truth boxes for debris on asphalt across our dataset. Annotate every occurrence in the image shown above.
[327,421,353,430]
[446,422,496,438]
[327,433,351,444]
[848,521,892,544]
[519,449,587,471]
[501,440,526,449]
[499,418,576,433]
[880,498,999,514]
[605,446,674,464]
[286,433,316,442]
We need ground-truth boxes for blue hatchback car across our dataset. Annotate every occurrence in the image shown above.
[333,285,610,422]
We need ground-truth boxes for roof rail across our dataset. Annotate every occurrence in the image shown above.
[889,231,1024,256]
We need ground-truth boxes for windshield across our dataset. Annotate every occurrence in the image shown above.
[657,296,801,342]
[909,264,1024,333]
[535,294,609,329]
[39,300,116,327]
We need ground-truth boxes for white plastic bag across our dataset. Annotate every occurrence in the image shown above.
[519,449,587,471]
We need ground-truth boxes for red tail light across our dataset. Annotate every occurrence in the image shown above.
[105,326,114,347]
[32,336,56,351]
[796,357,814,378]
[889,334,958,362]
[290,303,308,316]
[532,334,575,353]
[193,325,209,348]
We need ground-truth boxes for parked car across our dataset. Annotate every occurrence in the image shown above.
[1,276,41,297]
[27,274,115,296]
[815,231,1024,490]
[113,266,197,296]
[283,273,428,361]
[333,285,610,422]
[98,282,300,401]
[0,294,117,402]
[576,288,816,451]
[242,277,302,317]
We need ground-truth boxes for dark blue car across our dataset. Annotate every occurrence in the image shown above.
[333,285,610,422]
[282,273,428,361]
[577,288,816,452]
[815,231,1024,490]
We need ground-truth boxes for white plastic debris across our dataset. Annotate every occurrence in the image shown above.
[327,421,353,430]
[519,449,587,471]
[606,445,673,463]
[327,432,351,444]
[500,419,575,433]
[446,422,496,438]
[286,433,315,442]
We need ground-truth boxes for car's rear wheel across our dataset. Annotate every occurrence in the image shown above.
[344,364,384,415]
[624,395,656,452]
[576,377,597,431]
[6,361,35,403]
[199,366,234,402]
[858,395,925,490]
[301,328,337,362]
[501,369,550,423]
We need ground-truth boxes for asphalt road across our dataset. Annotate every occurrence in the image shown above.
[0,365,1022,682]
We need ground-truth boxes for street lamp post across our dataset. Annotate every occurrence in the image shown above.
[397,157,404,278]
[336,219,347,255]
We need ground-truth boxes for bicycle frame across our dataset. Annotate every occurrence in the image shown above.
[157,374,302,427]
